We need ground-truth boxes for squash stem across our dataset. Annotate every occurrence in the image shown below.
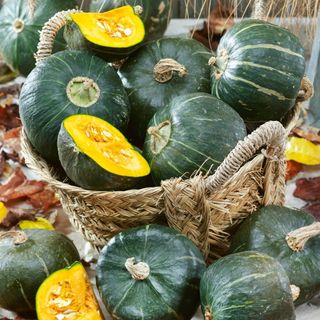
[286,222,320,252]
[125,257,150,280]
[204,307,213,320]
[153,58,187,83]
[290,284,300,302]
[0,230,28,245]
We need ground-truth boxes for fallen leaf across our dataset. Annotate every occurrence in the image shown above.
[286,160,303,181]
[0,151,5,176]
[0,207,36,228]
[292,127,320,144]
[0,167,26,194]
[1,127,24,164]
[294,176,320,201]
[0,180,46,203]
[27,186,60,211]
[304,202,320,221]
[0,104,21,130]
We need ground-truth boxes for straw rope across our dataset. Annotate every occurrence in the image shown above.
[35,9,82,65]
[253,0,267,20]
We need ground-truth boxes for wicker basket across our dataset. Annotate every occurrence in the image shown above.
[21,9,314,262]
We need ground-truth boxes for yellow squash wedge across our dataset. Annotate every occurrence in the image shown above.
[36,262,103,320]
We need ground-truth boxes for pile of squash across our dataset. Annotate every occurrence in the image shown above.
[1,205,320,319]
[1,1,318,319]
[0,0,306,192]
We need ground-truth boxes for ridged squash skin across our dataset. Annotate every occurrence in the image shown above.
[0,0,77,76]
[0,229,80,313]
[200,251,295,320]
[119,37,212,145]
[20,50,130,163]
[230,205,320,306]
[96,225,206,320]
[143,93,247,185]
[210,19,305,128]
[90,0,171,42]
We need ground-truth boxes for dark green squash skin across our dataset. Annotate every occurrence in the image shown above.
[211,19,305,128]
[0,229,80,313]
[20,50,130,164]
[119,37,212,145]
[57,122,147,191]
[200,251,295,320]
[64,21,145,63]
[0,0,78,76]
[96,224,206,320]
[143,93,247,185]
[90,0,171,42]
[230,205,320,306]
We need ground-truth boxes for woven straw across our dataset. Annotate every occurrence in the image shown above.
[21,7,314,262]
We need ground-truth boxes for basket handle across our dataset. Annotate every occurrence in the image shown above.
[35,9,82,65]
[253,0,267,20]
[205,121,286,192]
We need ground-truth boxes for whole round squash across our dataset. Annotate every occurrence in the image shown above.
[0,229,80,313]
[20,50,130,163]
[200,251,295,320]
[210,19,305,128]
[96,224,206,320]
[230,205,320,305]
[143,93,247,184]
[119,37,212,145]
[0,0,77,76]
[90,0,171,42]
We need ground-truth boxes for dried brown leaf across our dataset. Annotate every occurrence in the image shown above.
[0,207,36,228]
[285,160,303,181]
[294,176,320,201]
[292,127,320,144]
[304,202,320,221]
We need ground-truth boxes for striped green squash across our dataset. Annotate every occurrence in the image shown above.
[200,251,295,320]
[0,0,77,76]
[96,225,206,320]
[0,229,80,313]
[210,19,305,129]
[119,37,212,145]
[143,93,247,185]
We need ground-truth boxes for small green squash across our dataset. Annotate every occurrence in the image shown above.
[64,6,145,62]
[0,229,80,313]
[96,224,206,320]
[119,37,212,145]
[230,205,320,305]
[90,0,171,42]
[143,93,247,185]
[57,114,150,191]
[210,19,305,129]
[20,50,130,163]
[200,251,295,320]
[0,0,78,76]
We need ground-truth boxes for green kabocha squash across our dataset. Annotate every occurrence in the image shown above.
[0,0,78,76]
[119,37,212,145]
[96,224,206,320]
[64,6,145,62]
[200,251,295,320]
[20,50,130,163]
[143,93,247,184]
[58,114,150,191]
[0,229,80,313]
[230,205,320,305]
[90,0,171,42]
[210,19,305,129]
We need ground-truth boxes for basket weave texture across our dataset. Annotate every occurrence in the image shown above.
[21,8,314,262]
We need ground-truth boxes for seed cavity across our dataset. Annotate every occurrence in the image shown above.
[96,16,133,38]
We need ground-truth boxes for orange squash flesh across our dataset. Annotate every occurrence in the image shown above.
[36,263,103,320]
[64,115,150,177]
[70,6,145,48]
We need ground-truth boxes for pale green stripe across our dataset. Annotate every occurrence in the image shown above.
[230,60,293,77]
[35,253,49,277]
[226,73,288,101]
[234,44,304,59]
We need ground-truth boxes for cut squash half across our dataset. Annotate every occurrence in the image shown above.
[36,262,103,320]
[57,114,150,190]
[70,6,145,48]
